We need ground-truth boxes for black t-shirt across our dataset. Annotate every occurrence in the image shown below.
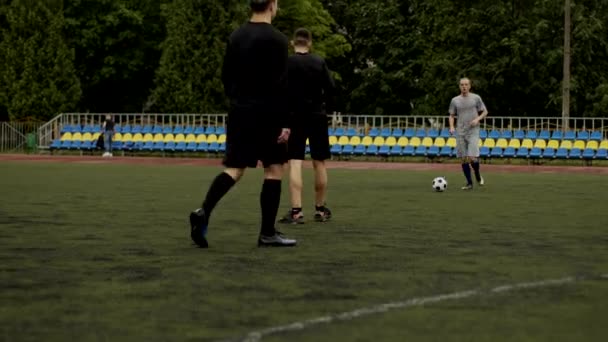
[221,21,289,128]
[287,52,335,116]
[104,119,114,132]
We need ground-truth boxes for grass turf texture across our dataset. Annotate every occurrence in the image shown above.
[1,162,607,342]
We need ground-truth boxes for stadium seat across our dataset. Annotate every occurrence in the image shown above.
[204,126,216,135]
[413,145,426,156]
[514,130,525,140]
[488,130,500,139]
[538,130,550,140]
[573,140,585,150]
[542,147,555,159]
[378,144,390,155]
[547,140,559,149]
[586,140,599,150]
[599,140,608,149]
[434,137,446,147]
[131,125,143,134]
[380,128,391,138]
[483,138,495,148]
[361,136,373,146]
[555,148,568,159]
[350,136,361,146]
[569,148,581,159]
[330,144,341,154]
[402,145,415,156]
[397,137,408,147]
[503,147,516,158]
[327,127,334,136]
[389,145,402,156]
[173,126,184,134]
[384,136,397,146]
[440,128,451,138]
[479,146,490,158]
[508,139,521,148]
[366,145,378,155]
[501,130,513,139]
[525,130,538,139]
[218,143,226,152]
[196,142,209,152]
[403,128,415,138]
[590,131,603,141]
[490,147,503,157]
[345,128,357,137]
[479,129,487,139]
[208,142,220,152]
[121,125,132,134]
[427,145,440,156]
[409,137,422,147]
[596,148,608,159]
[342,144,354,155]
[151,125,162,134]
[50,139,62,149]
[446,137,457,148]
[521,139,534,149]
[216,127,226,135]
[439,146,452,157]
[563,131,576,140]
[495,138,508,149]
[368,128,379,137]
[559,140,573,150]
[427,129,439,138]
[392,128,403,137]
[577,131,589,140]
[329,136,338,145]
[184,126,194,135]
[333,127,345,136]
[529,147,542,158]
[165,134,177,151]
[534,139,547,149]
[194,126,205,135]
[516,147,529,158]
[185,142,197,152]
[337,136,349,145]
[217,134,226,144]
[582,148,595,159]
[206,134,218,144]
[421,137,434,147]
[353,144,366,155]
[414,128,426,138]
[551,130,563,140]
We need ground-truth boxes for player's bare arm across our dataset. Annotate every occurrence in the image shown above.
[470,109,488,127]
[449,113,456,135]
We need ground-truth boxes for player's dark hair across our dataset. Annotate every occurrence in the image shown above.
[293,28,312,47]
[250,0,272,13]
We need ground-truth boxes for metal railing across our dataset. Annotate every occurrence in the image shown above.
[0,122,44,153]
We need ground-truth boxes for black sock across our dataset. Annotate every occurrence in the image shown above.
[291,207,302,216]
[471,161,481,182]
[315,205,325,212]
[202,172,236,217]
[461,163,473,185]
[260,179,281,236]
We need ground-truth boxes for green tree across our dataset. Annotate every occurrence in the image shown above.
[0,0,80,121]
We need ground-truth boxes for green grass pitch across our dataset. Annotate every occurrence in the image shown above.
[1,161,608,342]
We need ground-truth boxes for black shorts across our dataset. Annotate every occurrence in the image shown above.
[223,113,288,169]
[288,114,330,161]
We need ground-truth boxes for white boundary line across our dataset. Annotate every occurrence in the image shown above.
[218,273,607,342]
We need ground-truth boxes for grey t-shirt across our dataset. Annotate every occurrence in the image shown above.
[449,93,486,135]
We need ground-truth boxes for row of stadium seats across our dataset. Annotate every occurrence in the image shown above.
[60,124,605,141]
[50,132,608,160]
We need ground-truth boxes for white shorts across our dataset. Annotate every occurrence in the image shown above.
[456,133,480,158]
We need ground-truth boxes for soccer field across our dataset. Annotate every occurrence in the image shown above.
[1,160,608,342]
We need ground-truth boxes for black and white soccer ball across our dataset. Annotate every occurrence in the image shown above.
[432,177,448,192]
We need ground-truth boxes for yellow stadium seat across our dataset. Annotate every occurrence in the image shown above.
[446,137,457,148]
[434,137,446,147]
[361,136,373,146]
[534,139,546,149]
[350,136,361,145]
[397,137,409,147]
[385,137,397,146]
[132,133,143,143]
[496,138,508,148]
[207,134,218,143]
[113,133,123,142]
[521,139,534,149]
[60,132,72,141]
[153,133,164,142]
[186,134,196,143]
[72,133,82,141]
[547,140,559,149]
[329,136,338,145]
[478,139,482,147]
[175,134,185,143]
[586,140,599,150]
[483,138,495,148]
[143,133,154,142]
[372,137,385,146]
[218,134,226,144]
[600,140,608,149]
[409,137,422,147]
[82,133,92,141]
[195,134,206,143]
[338,136,349,145]
[92,132,101,141]
[421,137,433,147]
[121,133,132,142]
[559,140,572,149]
[573,140,585,150]
[508,139,521,148]
[163,134,175,143]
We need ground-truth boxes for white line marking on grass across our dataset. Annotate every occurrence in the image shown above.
[218,273,608,342]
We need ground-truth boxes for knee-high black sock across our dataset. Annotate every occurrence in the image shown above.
[260,179,281,236]
[471,161,481,182]
[202,172,236,217]
[461,163,473,185]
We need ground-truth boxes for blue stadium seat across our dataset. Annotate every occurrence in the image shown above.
[480,146,490,158]
[142,141,154,151]
[389,145,402,156]
[516,147,529,158]
[327,128,334,136]
[330,144,341,154]
[60,125,71,134]
[378,145,390,155]
[196,142,209,152]
[576,131,589,140]
[50,139,62,149]
[551,131,563,140]
[131,125,143,134]
[208,142,220,152]
[366,145,378,155]
[582,148,595,159]
[148,125,159,134]
[70,140,82,150]
[439,146,452,157]
[205,126,216,135]
[165,141,176,151]
[555,148,568,159]
[488,130,500,139]
[590,131,602,141]
[563,131,576,140]
[427,145,440,156]
[525,130,538,139]
[218,143,226,152]
[479,129,488,139]
[153,141,165,151]
[538,130,550,140]
[513,130,525,140]
[113,125,122,133]
[81,141,92,150]
[542,147,555,159]
[185,142,197,152]
[121,141,133,150]
[529,147,542,158]
[368,128,379,137]
[402,145,415,156]
[380,128,391,138]
[440,128,451,138]
[414,146,427,156]
[490,147,503,157]
[173,126,184,134]
[122,125,132,134]
[501,130,513,139]
[427,129,439,138]
[162,126,173,134]
[60,140,72,149]
[111,141,122,151]
[216,126,226,135]
[503,147,516,158]
[184,126,194,134]
[345,128,357,137]
[342,144,354,155]
[353,144,366,155]
[333,128,345,136]
[82,125,94,133]
[392,128,403,137]
[404,128,415,138]
[596,148,607,159]
[415,128,426,138]
[194,126,205,135]
[569,148,581,159]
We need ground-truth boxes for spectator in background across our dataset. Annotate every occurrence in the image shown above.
[102,114,115,157]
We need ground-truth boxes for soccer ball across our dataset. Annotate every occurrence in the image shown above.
[432,177,448,192]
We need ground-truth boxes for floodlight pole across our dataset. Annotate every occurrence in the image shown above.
[562,0,571,131]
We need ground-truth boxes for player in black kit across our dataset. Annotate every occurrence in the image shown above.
[189,0,296,248]
[279,28,335,225]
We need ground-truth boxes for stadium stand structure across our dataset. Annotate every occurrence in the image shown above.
[39,113,608,162]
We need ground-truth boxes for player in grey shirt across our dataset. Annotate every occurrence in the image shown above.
[449,78,488,190]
